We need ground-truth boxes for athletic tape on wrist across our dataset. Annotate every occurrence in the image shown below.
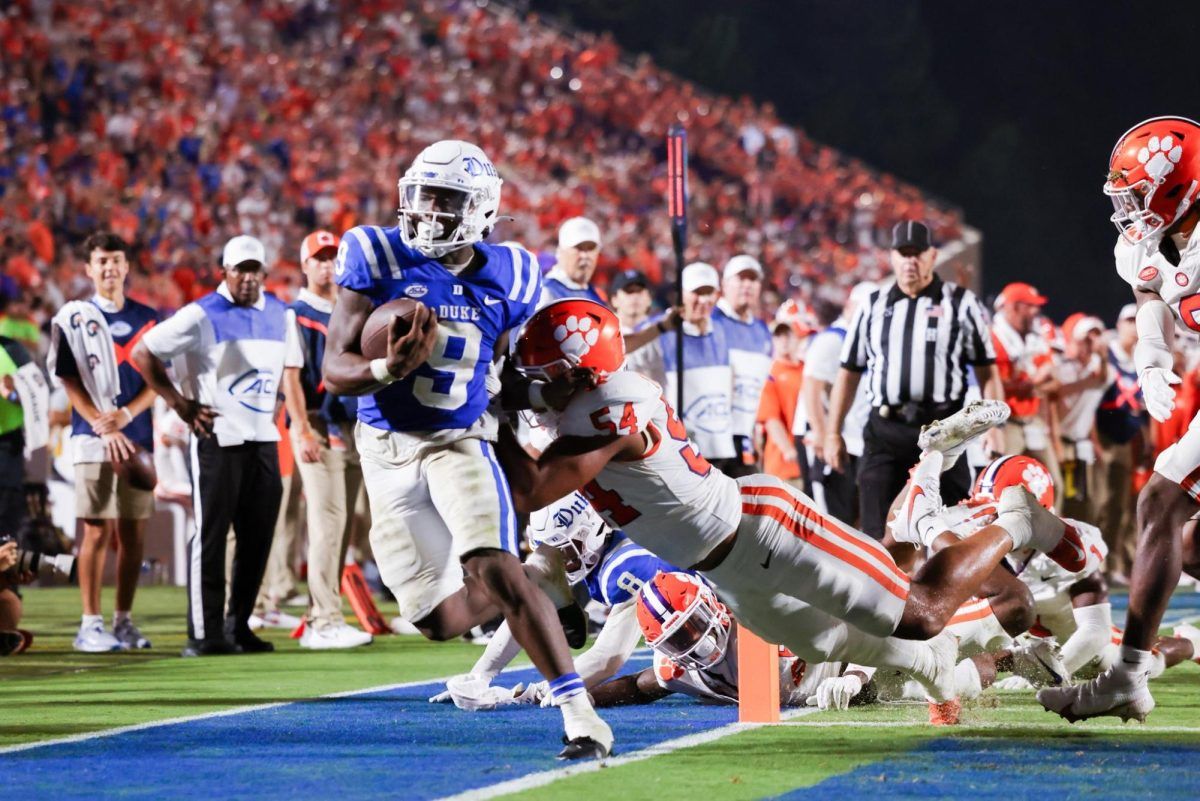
[370,358,398,386]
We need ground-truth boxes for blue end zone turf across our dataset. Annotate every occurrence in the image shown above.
[7,657,737,800]
[1112,591,1200,628]
[772,737,1200,800]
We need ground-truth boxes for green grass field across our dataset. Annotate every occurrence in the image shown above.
[6,585,1200,799]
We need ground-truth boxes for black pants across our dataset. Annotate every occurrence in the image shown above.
[188,437,282,642]
[812,454,860,527]
[712,435,758,479]
[857,411,971,540]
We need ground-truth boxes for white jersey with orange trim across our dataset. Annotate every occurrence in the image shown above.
[539,370,742,568]
[1114,232,1200,331]
[651,627,843,706]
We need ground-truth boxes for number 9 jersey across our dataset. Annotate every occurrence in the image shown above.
[538,370,742,568]
[336,224,542,433]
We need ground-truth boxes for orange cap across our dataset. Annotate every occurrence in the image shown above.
[300,230,340,263]
[1062,312,1104,342]
[999,282,1048,307]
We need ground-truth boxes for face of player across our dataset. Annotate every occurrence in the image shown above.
[557,241,599,285]
[86,248,129,299]
[890,246,936,293]
[224,261,264,306]
[722,270,761,314]
[303,250,337,294]
[610,284,651,321]
[401,184,467,246]
[682,286,717,325]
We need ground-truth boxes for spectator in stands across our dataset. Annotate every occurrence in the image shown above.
[801,286,876,523]
[1055,313,1109,523]
[282,231,372,650]
[134,235,302,657]
[992,282,1062,508]
[540,218,605,306]
[610,269,671,388]
[1094,304,1150,582]
[713,255,773,476]
[659,263,737,472]
[52,232,158,653]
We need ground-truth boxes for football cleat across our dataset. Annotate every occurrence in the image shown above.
[918,400,1010,470]
[1037,666,1155,723]
[1010,640,1070,688]
[557,735,611,761]
[300,623,373,650]
[889,450,945,547]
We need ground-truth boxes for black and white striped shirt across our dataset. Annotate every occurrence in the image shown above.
[839,276,994,407]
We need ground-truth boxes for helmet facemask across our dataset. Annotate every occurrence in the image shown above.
[647,588,731,671]
[398,181,489,259]
[529,493,610,584]
[1105,176,1164,244]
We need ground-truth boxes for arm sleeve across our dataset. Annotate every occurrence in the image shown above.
[1060,602,1114,675]
[284,309,304,368]
[140,303,207,362]
[960,291,996,366]
[467,620,525,682]
[573,601,644,687]
[333,228,379,294]
[839,304,870,371]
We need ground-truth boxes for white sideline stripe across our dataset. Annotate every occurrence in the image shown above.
[780,719,1200,734]
[0,661,548,756]
[438,707,821,801]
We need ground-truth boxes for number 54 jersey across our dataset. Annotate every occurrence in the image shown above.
[336,225,542,434]
[539,370,742,568]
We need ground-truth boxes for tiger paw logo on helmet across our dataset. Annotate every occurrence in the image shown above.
[1021,463,1052,503]
[553,315,600,358]
[1138,135,1184,183]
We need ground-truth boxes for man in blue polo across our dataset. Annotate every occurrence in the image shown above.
[134,234,303,656]
[539,217,606,307]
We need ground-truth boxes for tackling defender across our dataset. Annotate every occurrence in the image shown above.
[1040,116,1200,722]
[498,298,1087,703]
[322,140,611,759]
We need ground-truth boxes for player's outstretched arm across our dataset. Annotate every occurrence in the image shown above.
[323,287,438,395]
[496,423,642,514]
[589,668,673,708]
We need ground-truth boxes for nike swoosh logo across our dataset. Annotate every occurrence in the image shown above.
[1052,526,1087,571]
[906,485,925,521]
[760,550,772,569]
[484,296,503,305]
[1033,651,1063,686]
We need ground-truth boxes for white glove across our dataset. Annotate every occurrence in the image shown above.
[1140,366,1181,422]
[993,675,1035,691]
[446,674,524,712]
[806,674,863,711]
[510,680,550,706]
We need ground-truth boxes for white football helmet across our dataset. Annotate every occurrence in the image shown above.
[398,140,502,258]
[528,491,610,584]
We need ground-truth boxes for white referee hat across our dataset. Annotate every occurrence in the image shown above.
[222,235,266,268]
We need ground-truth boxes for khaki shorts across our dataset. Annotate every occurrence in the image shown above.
[75,461,155,521]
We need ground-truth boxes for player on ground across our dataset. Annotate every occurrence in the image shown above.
[429,490,679,709]
[1040,116,1200,722]
[497,298,1088,704]
[322,140,610,759]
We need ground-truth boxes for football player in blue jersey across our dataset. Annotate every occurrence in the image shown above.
[429,490,681,709]
[322,140,611,760]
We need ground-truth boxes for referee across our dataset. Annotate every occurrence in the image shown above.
[133,235,303,656]
[825,220,1003,539]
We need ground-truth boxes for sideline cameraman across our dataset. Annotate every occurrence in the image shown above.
[0,540,32,656]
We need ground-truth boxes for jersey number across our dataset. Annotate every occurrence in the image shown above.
[411,321,483,411]
[590,402,638,435]
[582,479,641,527]
[661,396,713,477]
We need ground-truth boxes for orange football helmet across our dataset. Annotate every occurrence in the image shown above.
[635,571,731,671]
[1106,116,1200,244]
[972,454,1055,510]
[514,298,625,382]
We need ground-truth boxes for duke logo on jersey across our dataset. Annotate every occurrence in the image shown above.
[336,224,542,432]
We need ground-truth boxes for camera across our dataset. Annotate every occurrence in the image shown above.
[0,534,77,583]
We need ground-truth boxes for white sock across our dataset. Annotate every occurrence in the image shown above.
[1116,644,1155,678]
[1060,603,1112,675]
[954,658,983,699]
[81,614,103,627]
[113,611,131,627]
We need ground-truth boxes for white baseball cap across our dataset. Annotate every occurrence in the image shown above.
[1118,303,1138,323]
[681,262,720,294]
[222,235,266,268]
[723,254,763,280]
[558,217,602,249]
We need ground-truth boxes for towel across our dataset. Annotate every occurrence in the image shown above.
[48,300,121,412]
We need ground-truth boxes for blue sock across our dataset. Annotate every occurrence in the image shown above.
[548,672,586,703]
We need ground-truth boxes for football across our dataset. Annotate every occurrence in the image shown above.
[359,297,423,360]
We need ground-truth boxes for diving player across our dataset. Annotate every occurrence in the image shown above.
[430,490,680,709]
[497,298,1087,704]
[322,140,610,759]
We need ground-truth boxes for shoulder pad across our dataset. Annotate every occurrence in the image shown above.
[557,371,661,438]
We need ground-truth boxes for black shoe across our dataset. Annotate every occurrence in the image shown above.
[557,603,588,649]
[232,631,275,653]
[181,638,241,657]
[557,735,610,761]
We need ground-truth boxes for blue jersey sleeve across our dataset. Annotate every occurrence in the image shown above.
[503,243,543,332]
[334,227,379,294]
[596,548,677,607]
